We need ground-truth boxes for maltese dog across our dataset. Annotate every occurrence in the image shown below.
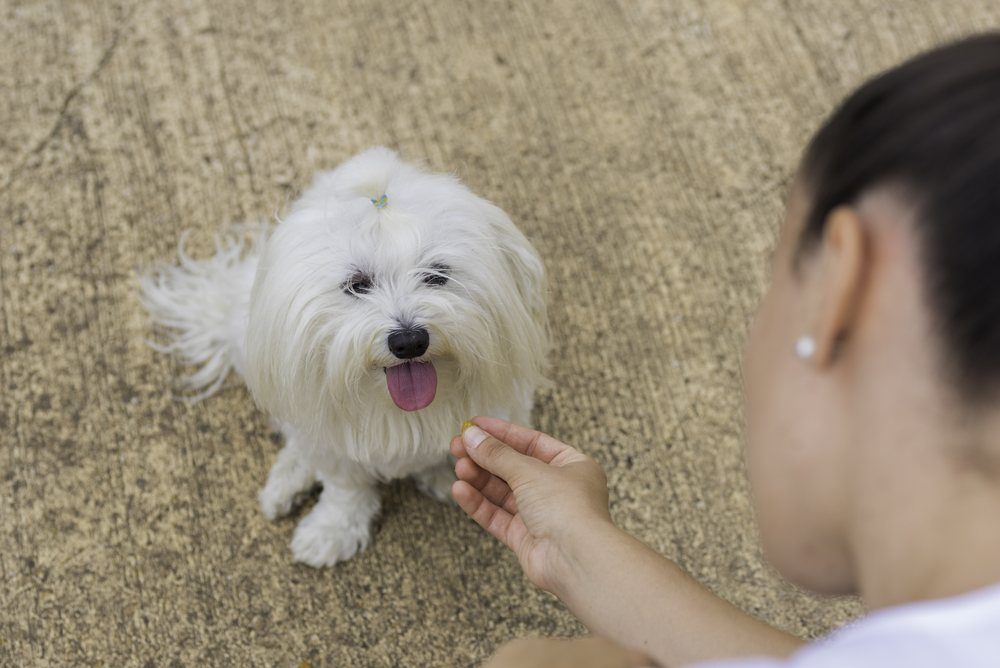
[140,147,548,567]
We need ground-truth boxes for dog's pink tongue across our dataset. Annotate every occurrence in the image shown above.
[385,361,437,411]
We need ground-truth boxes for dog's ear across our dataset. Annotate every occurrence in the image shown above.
[243,225,330,424]
[243,244,294,420]
[480,200,550,381]
[481,201,546,324]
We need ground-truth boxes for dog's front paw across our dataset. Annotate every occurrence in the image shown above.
[289,505,373,567]
[414,461,457,504]
[259,453,316,521]
[259,483,311,521]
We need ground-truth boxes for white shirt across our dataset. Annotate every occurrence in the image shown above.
[693,583,1000,668]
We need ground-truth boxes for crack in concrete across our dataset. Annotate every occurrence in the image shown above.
[0,4,139,197]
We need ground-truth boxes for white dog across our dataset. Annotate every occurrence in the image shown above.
[140,147,548,567]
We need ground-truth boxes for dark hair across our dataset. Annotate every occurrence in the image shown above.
[798,33,1000,402]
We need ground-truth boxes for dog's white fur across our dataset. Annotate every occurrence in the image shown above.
[140,147,548,567]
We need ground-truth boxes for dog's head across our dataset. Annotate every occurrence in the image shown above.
[244,147,547,433]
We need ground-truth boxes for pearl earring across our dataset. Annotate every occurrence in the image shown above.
[795,336,816,360]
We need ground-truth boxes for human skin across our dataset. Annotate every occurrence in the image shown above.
[452,184,1000,667]
[481,636,650,668]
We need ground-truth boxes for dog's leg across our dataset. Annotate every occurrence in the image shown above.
[289,463,380,567]
[413,459,456,504]
[259,436,317,520]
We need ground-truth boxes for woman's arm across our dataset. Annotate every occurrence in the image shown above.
[451,418,803,667]
[552,520,801,665]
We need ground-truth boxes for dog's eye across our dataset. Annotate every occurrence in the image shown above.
[344,272,374,296]
[422,264,450,287]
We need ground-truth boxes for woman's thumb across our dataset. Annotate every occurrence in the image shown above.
[462,424,533,482]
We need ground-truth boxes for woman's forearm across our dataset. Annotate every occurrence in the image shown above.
[552,522,804,667]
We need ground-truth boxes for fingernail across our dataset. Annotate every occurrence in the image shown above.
[461,420,474,433]
[463,425,488,449]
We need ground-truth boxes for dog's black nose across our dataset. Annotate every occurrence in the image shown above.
[388,327,430,360]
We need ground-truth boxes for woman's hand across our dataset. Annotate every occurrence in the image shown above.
[482,636,651,668]
[452,417,804,668]
[450,417,617,594]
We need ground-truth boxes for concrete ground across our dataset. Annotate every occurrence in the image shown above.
[3,1,999,665]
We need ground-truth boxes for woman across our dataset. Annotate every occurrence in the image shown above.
[451,34,1000,667]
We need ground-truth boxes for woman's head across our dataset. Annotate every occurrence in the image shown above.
[743,34,1000,597]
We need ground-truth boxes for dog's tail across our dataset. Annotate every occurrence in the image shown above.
[139,226,266,401]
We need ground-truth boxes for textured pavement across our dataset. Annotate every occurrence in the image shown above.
[3,1,999,665]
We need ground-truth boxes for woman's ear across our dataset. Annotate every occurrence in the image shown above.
[810,205,868,367]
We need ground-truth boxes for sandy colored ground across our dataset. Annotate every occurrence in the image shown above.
[3,1,1000,665]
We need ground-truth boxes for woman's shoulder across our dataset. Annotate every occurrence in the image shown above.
[689,582,1000,668]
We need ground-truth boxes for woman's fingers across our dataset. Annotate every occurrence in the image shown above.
[455,456,518,513]
[450,434,466,458]
[472,416,573,464]
[452,480,527,553]
[452,419,573,466]
[460,425,541,485]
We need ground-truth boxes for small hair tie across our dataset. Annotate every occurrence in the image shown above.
[370,193,388,209]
